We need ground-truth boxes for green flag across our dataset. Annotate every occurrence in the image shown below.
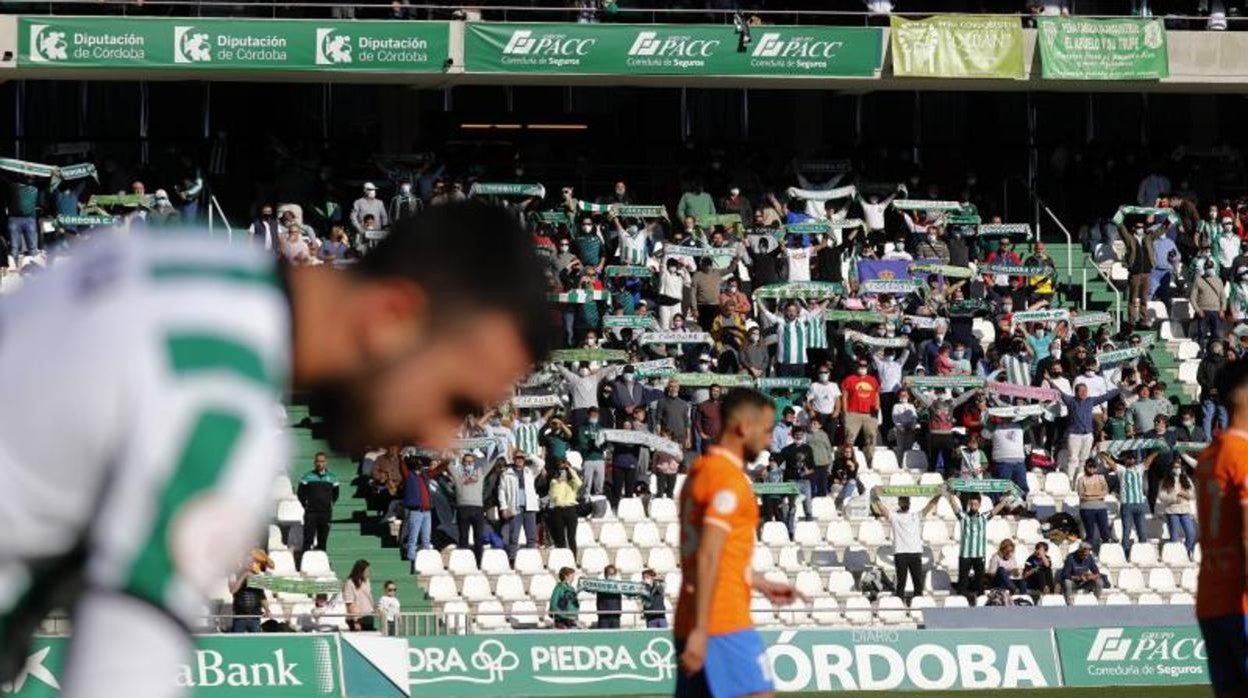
[891,15,1025,79]
[1037,17,1168,80]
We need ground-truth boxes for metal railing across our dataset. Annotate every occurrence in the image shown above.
[207,194,234,243]
[13,1,1248,27]
[1035,197,1124,331]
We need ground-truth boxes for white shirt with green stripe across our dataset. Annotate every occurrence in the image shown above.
[1117,464,1147,505]
[956,510,993,559]
[513,418,545,460]
[759,304,812,366]
[0,234,290,626]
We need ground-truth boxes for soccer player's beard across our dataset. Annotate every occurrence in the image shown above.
[304,350,410,455]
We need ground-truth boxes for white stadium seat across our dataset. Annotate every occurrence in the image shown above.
[300,550,331,577]
[461,574,493,602]
[793,521,823,547]
[794,571,824,598]
[448,549,478,575]
[1072,594,1099,607]
[272,475,294,500]
[615,547,644,575]
[475,600,507,630]
[843,597,873,625]
[827,570,856,595]
[872,449,900,473]
[1169,592,1195,606]
[646,547,678,575]
[1043,473,1071,497]
[514,548,545,575]
[761,521,791,546]
[827,521,855,546]
[598,522,630,548]
[1104,593,1132,606]
[1098,543,1127,568]
[1147,568,1176,593]
[413,549,445,576]
[546,547,577,573]
[275,499,304,525]
[811,497,839,521]
[268,550,296,576]
[481,549,511,576]
[494,574,527,601]
[1116,568,1145,593]
[650,498,678,523]
[579,547,609,576]
[877,596,910,624]
[778,547,805,572]
[632,522,661,548]
[752,547,776,572]
[922,520,950,545]
[576,523,597,550]
[616,498,646,522]
[1129,544,1159,566]
[1137,593,1165,606]
[528,574,556,602]
[510,600,540,626]
[857,520,886,546]
[810,597,841,625]
[1039,595,1067,607]
[426,575,458,602]
[1161,542,1194,567]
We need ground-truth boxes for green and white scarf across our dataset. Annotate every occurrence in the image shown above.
[669,372,754,388]
[603,315,659,331]
[910,263,974,279]
[663,244,736,259]
[470,182,546,199]
[595,429,682,458]
[56,214,116,227]
[754,482,801,496]
[0,157,97,188]
[87,194,151,209]
[633,358,677,378]
[1011,309,1069,325]
[824,309,887,324]
[861,279,920,295]
[756,377,811,391]
[909,376,985,389]
[754,282,845,300]
[604,265,652,278]
[697,213,742,229]
[977,223,1031,238]
[512,394,563,409]
[845,330,910,348]
[549,348,628,363]
[1071,311,1113,328]
[1097,346,1149,364]
[893,199,964,212]
[785,184,857,202]
[980,264,1050,277]
[250,575,341,596]
[617,205,667,219]
[637,331,713,346]
[578,578,650,596]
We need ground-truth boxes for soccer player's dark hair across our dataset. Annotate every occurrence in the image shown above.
[356,201,552,364]
[1215,358,1248,412]
[721,387,775,426]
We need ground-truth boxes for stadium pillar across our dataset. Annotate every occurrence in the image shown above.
[12,80,23,158]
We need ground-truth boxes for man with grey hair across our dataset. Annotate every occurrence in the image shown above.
[351,181,389,237]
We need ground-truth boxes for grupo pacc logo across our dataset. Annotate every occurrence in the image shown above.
[173,26,213,63]
[315,28,352,65]
[626,30,719,58]
[1087,628,1132,661]
[500,29,595,57]
[28,24,69,62]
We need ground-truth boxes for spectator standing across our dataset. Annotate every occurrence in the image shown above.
[987,418,1028,496]
[1060,542,1104,604]
[343,559,375,631]
[545,460,583,554]
[594,565,623,629]
[949,492,1012,601]
[1121,219,1161,329]
[499,454,543,565]
[319,225,352,263]
[390,178,423,223]
[401,459,435,562]
[228,551,272,633]
[297,452,339,557]
[559,363,621,426]
[641,568,668,628]
[351,182,389,238]
[657,381,693,452]
[830,444,863,509]
[1050,381,1120,476]
[807,418,835,497]
[756,299,813,378]
[1075,459,1113,552]
[651,428,682,499]
[806,369,842,436]
[574,407,607,496]
[5,173,40,262]
[448,452,489,565]
[741,326,772,378]
[780,426,815,536]
[891,388,920,465]
[842,360,881,469]
[550,567,580,629]
[695,384,724,450]
[1156,465,1197,558]
[377,581,401,636]
[676,180,715,222]
[147,190,181,228]
[871,492,942,602]
[1198,340,1229,437]
[250,204,283,252]
[1101,450,1157,557]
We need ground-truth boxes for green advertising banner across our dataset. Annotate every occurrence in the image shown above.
[1037,18,1169,80]
[890,15,1025,79]
[18,17,448,72]
[1056,626,1207,686]
[401,628,1060,695]
[8,635,340,697]
[464,23,883,77]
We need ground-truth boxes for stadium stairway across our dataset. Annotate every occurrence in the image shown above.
[1047,242,1190,406]
[284,404,432,619]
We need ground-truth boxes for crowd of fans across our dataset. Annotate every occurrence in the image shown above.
[10,141,1245,622]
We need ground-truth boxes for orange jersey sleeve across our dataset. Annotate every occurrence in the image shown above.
[1196,433,1248,619]
[674,452,759,639]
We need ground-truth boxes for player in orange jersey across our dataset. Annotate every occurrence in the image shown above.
[675,388,803,698]
[1196,359,1248,697]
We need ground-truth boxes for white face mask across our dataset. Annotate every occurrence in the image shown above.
[730,188,740,197]
[581,224,593,233]
[578,368,590,377]
[818,373,830,382]
[623,374,635,383]
[365,190,376,199]
[927,234,937,243]
[1052,350,1062,359]
[400,183,412,194]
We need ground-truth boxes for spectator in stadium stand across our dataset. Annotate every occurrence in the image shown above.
[1122,218,1163,329]
[147,189,180,228]
[400,458,435,561]
[550,568,580,629]
[913,385,977,478]
[690,258,723,332]
[806,418,835,498]
[718,278,751,317]
[369,445,404,516]
[4,172,40,262]
[841,361,882,471]
[594,564,623,629]
[342,559,376,632]
[657,381,693,451]
[1075,458,1114,553]
[1157,463,1198,558]
[560,362,621,427]
[318,225,352,264]
[676,179,715,222]
[740,326,772,379]
[914,227,951,264]
[871,492,942,604]
[694,384,723,452]
[351,182,388,237]
[651,429,681,499]
[641,569,667,629]
[1060,542,1104,604]
[250,204,283,253]
[228,550,272,633]
[1099,449,1157,558]
[1198,339,1230,437]
[499,453,543,566]
[780,425,815,536]
[377,581,401,637]
[987,539,1024,594]
[831,445,864,509]
[983,239,1023,300]
[281,225,315,266]
[771,406,796,453]
[1049,379,1120,477]
[297,452,340,560]
[958,432,988,480]
[805,367,842,436]
[1191,267,1228,348]
[447,451,489,565]
[1176,407,1208,442]
[610,365,659,424]
[949,491,1012,602]
[606,416,643,512]
[1142,414,1178,510]
[1022,542,1055,597]
[390,178,423,223]
[545,460,582,554]
[720,185,752,224]
[575,407,607,497]
[891,388,920,464]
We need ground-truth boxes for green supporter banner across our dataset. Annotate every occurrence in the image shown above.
[578,578,650,596]
[1056,626,1206,687]
[755,482,801,495]
[10,635,340,697]
[249,574,340,595]
[401,628,1059,695]
[669,372,754,388]
[756,377,812,391]
[464,23,883,78]
[1071,311,1114,328]
[891,15,1026,80]
[604,265,653,278]
[1037,18,1169,80]
[754,282,845,300]
[603,314,659,330]
[824,309,887,324]
[548,348,628,363]
[977,223,1032,237]
[18,17,449,72]
[911,263,975,279]
[909,375,986,389]
[55,214,117,226]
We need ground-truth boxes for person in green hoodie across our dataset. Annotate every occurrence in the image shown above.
[549,567,580,629]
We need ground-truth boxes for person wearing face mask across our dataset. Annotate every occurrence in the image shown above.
[389,178,423,223]
[657,381,694,452]
[572,217,606,276]
[558,362,623,428]
[1072,360,1111,436]
[676,179,716,222]
[574,407,608,498]
[657,259,693,330]
[740,326,771,379]
[1075,458,1113,552]
[805,368,842,437]
[1190,259,1227,348]
[871,491,943,602]
[842,361,882,469]
[612,214,652,267]
[147,189,181,228]
[593,565,624,629]
[351,182,389,237]
[544,459,582,554]
[719,279,751,317]
[780,426,816,535]
[1050,377,1119,477]
[610,366,662,425]
[512,408,553,462]
[1157,464,1198,558]
[756,299,815,378]
[606,180,630,206]
[915,226,951,264]
[498,454,543,566]
[250,203,283,252]
[1119,214,1167,328]
[1175,408,1208,442]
